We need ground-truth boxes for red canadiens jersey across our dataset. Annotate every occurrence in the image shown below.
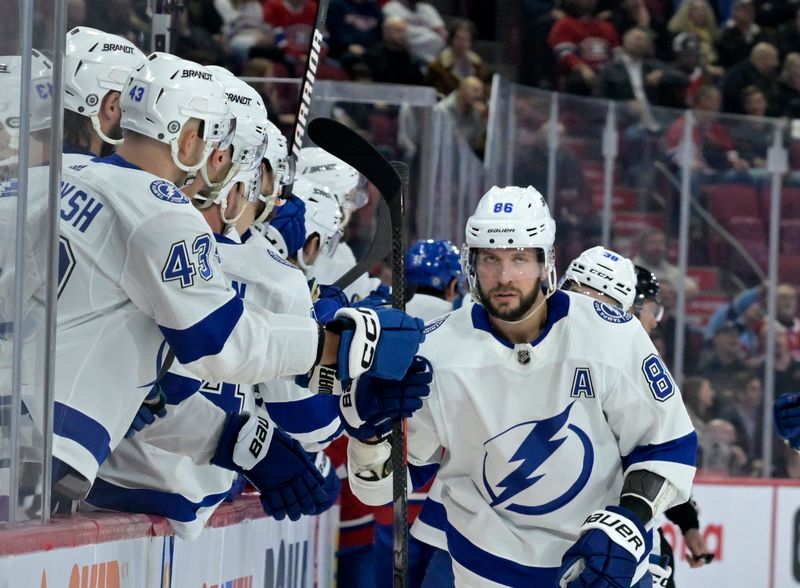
[326,436,375,549]
[548,16,620,71]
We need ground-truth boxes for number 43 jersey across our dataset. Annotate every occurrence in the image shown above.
[52,154,319,486]
[406,290,697,587]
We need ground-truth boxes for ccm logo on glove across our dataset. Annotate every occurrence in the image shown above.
[584,511,645,557]
[356,309,378,369]
[249,416,271,460]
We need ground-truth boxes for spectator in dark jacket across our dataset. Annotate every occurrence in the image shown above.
[327,0,383,61]
[721,41,780,114]
[777,7,800,58]
[776,53,800,118]
[716,0,772,68]
[609,0,672,61]
[596,27,666,104]
[366,16,424,85]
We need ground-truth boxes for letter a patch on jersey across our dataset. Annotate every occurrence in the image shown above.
[570,368,595,398]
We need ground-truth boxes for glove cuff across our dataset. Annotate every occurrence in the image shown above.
[579,506,647,562]
[211,412,275,472]
[331,307,380,380]
[211,412,248,472]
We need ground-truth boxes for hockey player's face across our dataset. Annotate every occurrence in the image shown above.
[475,248,542,321]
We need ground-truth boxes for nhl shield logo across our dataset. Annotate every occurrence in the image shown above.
[481,402,594,516]
[517,348,531,365]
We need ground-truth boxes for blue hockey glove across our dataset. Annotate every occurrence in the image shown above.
[269,195,307,257]
[314,283,350,324]
[340,356,432,440]
[125,385,167,438]
[211,412,328,521]
[351,284,392,310]
[558,506,650,588]
[311,451,341,513]
[775,392,800,449]
[328,307,425,382]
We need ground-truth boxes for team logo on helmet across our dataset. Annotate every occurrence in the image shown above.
[86,94,98,107]
[482,402,593,515]
[593,300,632,324]
[149,180,188,204]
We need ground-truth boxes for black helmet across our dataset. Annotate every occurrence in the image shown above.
[634,265,661,306]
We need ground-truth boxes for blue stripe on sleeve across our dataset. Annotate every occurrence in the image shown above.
[265,395,340,435]
[417,496,447,532]
[409,463,438,490]
[85,477,230,522]
[160,371,202,405]
[446,523,560,585]
[621,431,698,471]
[53,401,112,466]
[158,293,243,365]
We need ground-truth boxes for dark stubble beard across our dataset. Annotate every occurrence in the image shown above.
[480,277,542,322]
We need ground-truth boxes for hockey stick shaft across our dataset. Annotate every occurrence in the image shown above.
[389,161,409,588]
[288,0,330,158]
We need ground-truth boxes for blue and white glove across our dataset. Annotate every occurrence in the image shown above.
[340,355,432,440]
[125,385,167,438]
[329,307,425,382]
[310,451,341,513]
[269,195,307,257]
[313,283,350,324]
[776,393,800,449]
[558,506,651,588]
[211,412,329,521]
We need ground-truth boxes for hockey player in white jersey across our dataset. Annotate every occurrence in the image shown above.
[297,147,376,301]
[50,52,425,506]
[345,186,697,587]
[405,239,463,322]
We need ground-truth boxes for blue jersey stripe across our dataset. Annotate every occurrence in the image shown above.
[85,477,231,522]
[265,395,339,434]
[160,371,202,405]
[446,523,560,585]
[53,401,111,467]
[159,293,243,364]
[409,463,438,490]
[621,430,698,471]
[417,496,446,532]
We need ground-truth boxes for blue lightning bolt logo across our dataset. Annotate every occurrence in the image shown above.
[482,402,594,515]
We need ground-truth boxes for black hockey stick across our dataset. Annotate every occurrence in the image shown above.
[307,118,410,586]
[307,118,401,291]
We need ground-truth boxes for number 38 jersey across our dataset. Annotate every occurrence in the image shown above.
[51,154,319,486]
[402,290,697,587]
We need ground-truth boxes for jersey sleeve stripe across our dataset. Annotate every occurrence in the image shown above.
[53,401,112,467]
[620,430,698,471]
[445,522,560,585]
[409,463,439,490]
[158,293,243,364]
[417,495,447,532]
[85,477,230,522]
[160,372,202,405]
[265,395,340,434]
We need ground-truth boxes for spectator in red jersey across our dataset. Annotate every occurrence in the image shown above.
[262,0,317,56]
[327,0,383,63]
[547,0,620,95]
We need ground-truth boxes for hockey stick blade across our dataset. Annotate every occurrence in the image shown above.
[307,118,402,290]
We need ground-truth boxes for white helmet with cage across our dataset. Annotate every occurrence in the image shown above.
[294,175,343,269]
[120,52,235,173]
[193,67,269,225]
[64,27,146,145]
[562,246,637,311]
[462,185,557,304]
[253,120,293,224]
[297,146,366,225]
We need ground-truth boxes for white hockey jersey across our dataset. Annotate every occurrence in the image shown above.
[52,154,319,485]
[405,293,453,323]
[307,241,377,302]
[352,290,697,587]
[87,230,341,538]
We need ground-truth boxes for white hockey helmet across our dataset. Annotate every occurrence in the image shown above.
[211,163,264,227]
[253,120,293,225]
[64,27,146,145]
[462,185,557,303]
[294,175,343,268]
[0,50,54,142]
[297,146,366,224]
[120,53,235,173]
[562,246,637,311]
